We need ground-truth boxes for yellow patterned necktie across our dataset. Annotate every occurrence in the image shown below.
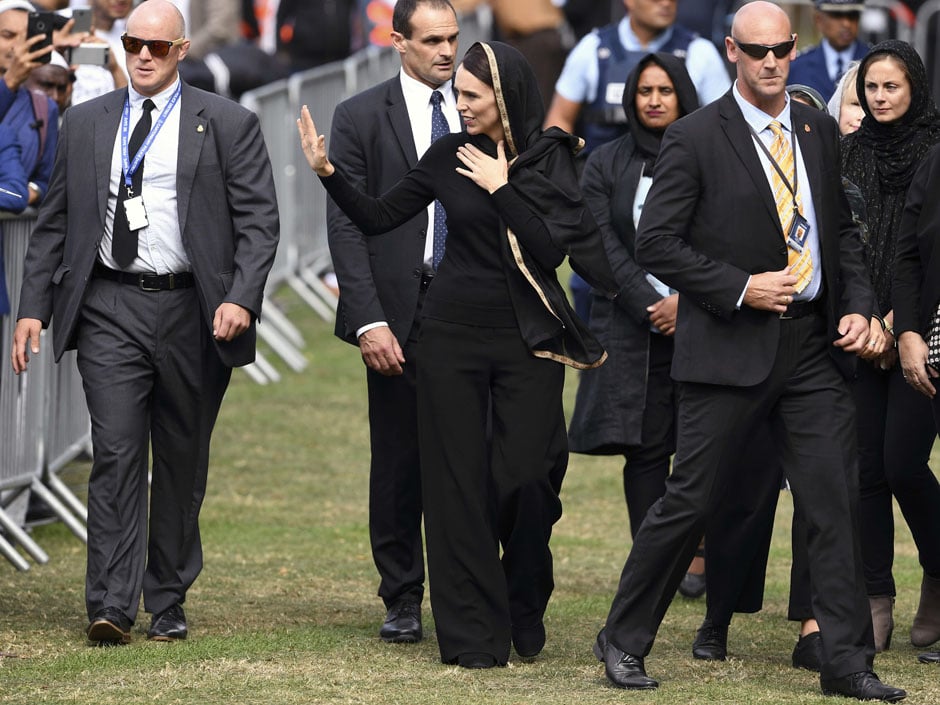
[768,120,813,293]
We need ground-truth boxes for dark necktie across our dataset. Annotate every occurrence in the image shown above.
[768,121,812,293]
[430,90,449,270]
[112,98,156,267]
[834,55,845,84]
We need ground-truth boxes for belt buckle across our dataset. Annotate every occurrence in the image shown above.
[138,273,161,292]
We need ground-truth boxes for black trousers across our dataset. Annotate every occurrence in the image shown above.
[604,314,873,680]
[77,278,230,622]
[418,318,566,665]
[854,360,940,595]
[704,424,814,625]
[365,307,425,608]
[621,333,675,537]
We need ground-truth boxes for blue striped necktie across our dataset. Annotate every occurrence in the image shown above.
[430,90,449,270]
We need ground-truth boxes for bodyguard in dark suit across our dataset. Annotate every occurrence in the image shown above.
[11,0,278,645]
[595,3,905,700]
[326,0,460,643]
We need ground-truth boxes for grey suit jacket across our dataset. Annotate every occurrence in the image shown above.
[17,81,279,368]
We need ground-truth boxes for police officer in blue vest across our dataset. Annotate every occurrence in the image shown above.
[789,0,869,103]
[545,0,729,321]
[545,0,729,155]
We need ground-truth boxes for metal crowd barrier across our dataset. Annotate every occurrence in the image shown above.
[1,214,90,570]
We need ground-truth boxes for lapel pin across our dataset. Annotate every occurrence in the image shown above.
[197,125,204,133]
[804,124,811,133]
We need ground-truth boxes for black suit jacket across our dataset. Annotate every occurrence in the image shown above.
[894,142,940,337]
[634,92,872,386]
[327,76,431,346]
[17,81,280,368]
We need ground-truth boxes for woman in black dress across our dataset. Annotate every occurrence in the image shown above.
[299,41,616,668]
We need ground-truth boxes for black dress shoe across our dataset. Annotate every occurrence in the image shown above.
[678,571,706,599]
[592,627,608,661]
[603,643,659,690]
[917,651,940,664]
[512,621,545,658]
[820,670,906,702]
[792,631,823,672]
[379,599,422,643]
[692,618,728,661]
[147,604,188,641]
[457,652,499,669]
[86,606,132,645]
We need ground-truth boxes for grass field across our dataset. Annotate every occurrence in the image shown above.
[1,287,938,704]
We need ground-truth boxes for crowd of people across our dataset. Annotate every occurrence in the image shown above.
[298,0,940,701]
[5,0,940,702]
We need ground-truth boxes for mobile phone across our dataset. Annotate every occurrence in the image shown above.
[71,7,93,34]
[67,44,110,67]
[26,11,54,65]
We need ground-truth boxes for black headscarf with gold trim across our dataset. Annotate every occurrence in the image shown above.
[468,41,617,368]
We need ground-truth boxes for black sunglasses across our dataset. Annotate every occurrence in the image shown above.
[121,34,187,58]
[733,35,796,60]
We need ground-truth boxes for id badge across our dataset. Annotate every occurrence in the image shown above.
[124,195,149,231]
[786,212,810,254]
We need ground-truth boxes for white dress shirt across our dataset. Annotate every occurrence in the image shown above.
[355,71,460,338]
[733,81,823,304]
[99,77,188,274]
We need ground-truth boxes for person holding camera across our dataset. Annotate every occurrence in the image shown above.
[56,0,130,105]
[0,0,57,206]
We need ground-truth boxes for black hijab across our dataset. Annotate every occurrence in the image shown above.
[849,40,940,193]
[623,52,700,170]
[472,41,544,161]
[842,40,940,311]
[466,41,617,367]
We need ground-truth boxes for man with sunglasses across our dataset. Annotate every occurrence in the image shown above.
[595,2,905,700]
[11,0,279,646]
[789,1,868,103]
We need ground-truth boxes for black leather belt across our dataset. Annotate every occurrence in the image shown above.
[780,298,822,320]
[420,272,434,292]
[94,262,194,291]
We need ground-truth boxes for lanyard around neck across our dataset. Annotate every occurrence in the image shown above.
[748,122,801,213]
[121,83,182,188]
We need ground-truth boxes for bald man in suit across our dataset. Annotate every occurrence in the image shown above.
[12,0,278,645]
[595,3,904,701]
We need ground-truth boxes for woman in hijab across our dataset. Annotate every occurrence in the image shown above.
[298,41,616,669]
[840,39,940,653]
[566,51,707,592]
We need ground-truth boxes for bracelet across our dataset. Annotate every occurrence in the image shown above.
[872,313,887,330]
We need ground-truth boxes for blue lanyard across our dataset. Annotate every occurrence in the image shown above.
[121,82,182,189]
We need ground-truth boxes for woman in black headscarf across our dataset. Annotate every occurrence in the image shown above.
[298,41,616,668]
[840,39,940,652]
[566,51,701,576]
